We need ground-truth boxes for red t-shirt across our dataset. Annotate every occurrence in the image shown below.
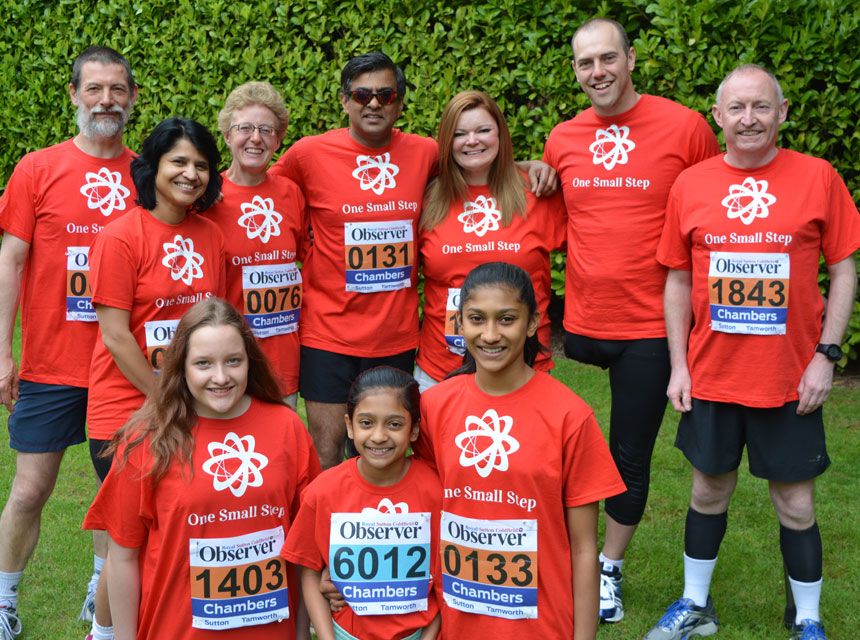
[417,183,565,381]
[269,128,438,356]
[415,372,625,639]
[0,139,136,386]
[658,150,860,407]
[83,398,321,639]
[87,208,226,439]
[282,457,441,640]
[201,175,307,395]
[544,95,720,339]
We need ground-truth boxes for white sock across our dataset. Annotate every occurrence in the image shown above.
[789,576,822,625]
[682,553,717,608]
[599,552,624,572]
[90,618,114,640]
[90,555,106,586]
[0,571,22,608]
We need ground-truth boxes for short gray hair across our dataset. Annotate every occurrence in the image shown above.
[716,63,784,105]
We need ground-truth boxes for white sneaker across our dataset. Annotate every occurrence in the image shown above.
[599,565,624,623]
[0,605,21,639]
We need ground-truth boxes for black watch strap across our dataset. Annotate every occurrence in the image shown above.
[815,343,842,361]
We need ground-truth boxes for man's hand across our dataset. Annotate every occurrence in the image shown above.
[0,355,19,412]
[796,353,835,415]
[319,566,346,612]
[516,160,559,196]
[667,366,692,412]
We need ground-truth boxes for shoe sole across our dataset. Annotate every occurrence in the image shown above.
[683,620,718,638]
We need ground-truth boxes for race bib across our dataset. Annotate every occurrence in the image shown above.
[344,220,413,293]
[708,251,789,335]
[189,526,289,630]
[444,288,465,355]
[242,263,302,338]
[144,319,180,371]
[66,246,95,322]
[440,512,537,619]
[329,512,431,615]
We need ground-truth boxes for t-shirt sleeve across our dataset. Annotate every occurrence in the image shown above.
[289,413,322,522]
[561,409,626,508]
[687,114,721,166]
[0,155,36,241]
[90,229,137,311]
[543,190,567,252]
[821,165,860,264]
[269,143,303,185]
[414,397,438,473]
[542,129,558,169]
[657,183,693,270]
[281,482,325,571]
[82,446,151,548]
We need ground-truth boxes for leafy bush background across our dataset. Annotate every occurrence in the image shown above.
[2,0,858,361]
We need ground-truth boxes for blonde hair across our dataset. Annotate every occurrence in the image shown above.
[421,91,526,232]
[217,81,289,137]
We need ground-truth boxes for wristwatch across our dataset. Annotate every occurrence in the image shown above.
[815,343,842,362]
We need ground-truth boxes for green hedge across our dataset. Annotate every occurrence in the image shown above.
[2,0,858,361]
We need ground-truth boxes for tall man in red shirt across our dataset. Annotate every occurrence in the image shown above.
[646,64,859,640]
[543,18,720,623]
[0,47,138,638]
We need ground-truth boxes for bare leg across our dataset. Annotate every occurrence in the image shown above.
[93,554,111,627]
[601,515,637,561]
[305,400,348,470]
[0,450,65,572]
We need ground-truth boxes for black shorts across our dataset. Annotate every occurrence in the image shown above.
[299,346,415,403]
[89,438,114,482]
[8,380,88,452]
[676,398,830,482]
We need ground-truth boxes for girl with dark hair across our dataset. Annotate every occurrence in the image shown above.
[83,118,227,635]
[415,262,626,640]
[283,366,442,640]
[84,298,320,640]
[416,91,566,392]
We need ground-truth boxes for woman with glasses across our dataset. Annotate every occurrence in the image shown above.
[201,82,307,407]
[415,91,566,392]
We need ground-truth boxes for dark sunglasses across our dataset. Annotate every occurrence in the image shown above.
[348,88,399,106]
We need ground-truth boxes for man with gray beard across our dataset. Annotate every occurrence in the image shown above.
[0,46,137,640]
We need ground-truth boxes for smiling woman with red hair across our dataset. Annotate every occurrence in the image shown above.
[415,90,566,392]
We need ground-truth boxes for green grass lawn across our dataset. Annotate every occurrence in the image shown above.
[0,356,857,639]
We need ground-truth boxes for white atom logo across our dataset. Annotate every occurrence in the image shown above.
[589,124,636,170]
[352,153,399,195]
[201,432,269,497]
[161,234,205,285]
[362,498,409,515]
[79,167,131,216]
[237,195,283,243]
[458,196,502,237]
[722,177,776,226]
[455,408,520,478]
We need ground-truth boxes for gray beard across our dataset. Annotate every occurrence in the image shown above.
[77,104,129,140]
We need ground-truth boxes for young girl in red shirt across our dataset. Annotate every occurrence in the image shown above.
[416,262,625,640]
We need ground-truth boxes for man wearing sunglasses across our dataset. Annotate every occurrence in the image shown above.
[269,51,435,471]
[542,17,720,625]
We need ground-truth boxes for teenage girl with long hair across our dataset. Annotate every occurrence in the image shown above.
[415,262,626,640]
[84,298,320,640]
